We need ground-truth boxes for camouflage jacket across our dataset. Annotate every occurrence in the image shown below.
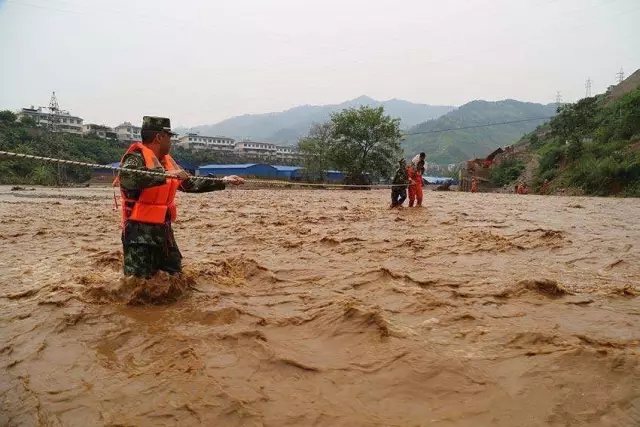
[392,166,410,186]
[119,151,226,246]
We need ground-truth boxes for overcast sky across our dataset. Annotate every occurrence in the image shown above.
[0,0,638,128]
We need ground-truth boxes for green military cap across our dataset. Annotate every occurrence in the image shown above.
[142,116,176,135]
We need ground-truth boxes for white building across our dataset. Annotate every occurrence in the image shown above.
[235,141,277,156]
[82,124,117,140]
[114,122,141,142]
[177,133,236,151]
[17,107,84,135]
[276,145,301,160]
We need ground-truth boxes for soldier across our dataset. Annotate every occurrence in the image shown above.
[390,158,411,208]
[117,116,244,279]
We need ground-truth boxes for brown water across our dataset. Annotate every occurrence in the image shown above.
[1,186,639,426]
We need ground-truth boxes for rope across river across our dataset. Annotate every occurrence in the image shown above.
[0,150,416,188]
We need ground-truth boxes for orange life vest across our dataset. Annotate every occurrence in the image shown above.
[118,142,182,225]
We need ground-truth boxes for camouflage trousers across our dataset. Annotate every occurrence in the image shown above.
[391,186,407,207]
[121,223,183,279]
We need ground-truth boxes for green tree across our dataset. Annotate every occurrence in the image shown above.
[330,105,402,181]
[297,122,334,181]
[19,116,37,127]
[0,110,17,123]
[550,97,599,140]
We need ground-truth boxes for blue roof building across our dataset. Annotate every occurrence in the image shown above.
[273,165,304,179]
[197,163,278,178]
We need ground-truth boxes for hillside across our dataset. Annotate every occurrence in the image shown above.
[605,68,640,105]
[0,111,124,185]
[179,96,454,145]
[402,100,557,164]
[492,70,640,197]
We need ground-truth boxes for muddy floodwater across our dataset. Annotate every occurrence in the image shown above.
[1,185,639,426]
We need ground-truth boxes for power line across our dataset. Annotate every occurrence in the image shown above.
[401,116,554,137]
[0,150,417,188]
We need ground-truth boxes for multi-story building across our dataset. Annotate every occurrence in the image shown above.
[170,134,302,162]
[275,145,301,161]
[83,124,117,140]
[235,140,277,156]
[177,133,236,151]
[17,107,84,135]
[114,122,141,142]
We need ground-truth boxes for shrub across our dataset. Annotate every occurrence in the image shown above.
[490,159,525,186]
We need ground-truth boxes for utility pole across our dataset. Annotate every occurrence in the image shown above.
[585,78,592,98]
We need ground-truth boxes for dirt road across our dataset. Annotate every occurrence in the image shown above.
[1,186,638,426]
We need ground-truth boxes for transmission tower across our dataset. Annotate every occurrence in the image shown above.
[45,92,65,185]
[555,91,563,109]
[47,91,61,133]
[616,68,625,84]
[585,78,592,98]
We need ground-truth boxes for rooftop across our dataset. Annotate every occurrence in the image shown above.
[20,107,82,120]
[200,163,263,169]
[185,134,234,139]
[273,165,304,171]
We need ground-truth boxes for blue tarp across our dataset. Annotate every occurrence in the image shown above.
[423,176,457,185]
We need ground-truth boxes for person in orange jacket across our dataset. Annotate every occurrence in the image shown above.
[408,152,425,207]
[516,183,529,194]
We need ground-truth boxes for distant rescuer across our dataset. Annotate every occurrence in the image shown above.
[390,158,411,208]
[117,116,244,279]
[408,152,426,207]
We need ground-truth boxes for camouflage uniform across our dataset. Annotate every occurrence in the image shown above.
[391,160,410,207]
[119,146,225,279]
